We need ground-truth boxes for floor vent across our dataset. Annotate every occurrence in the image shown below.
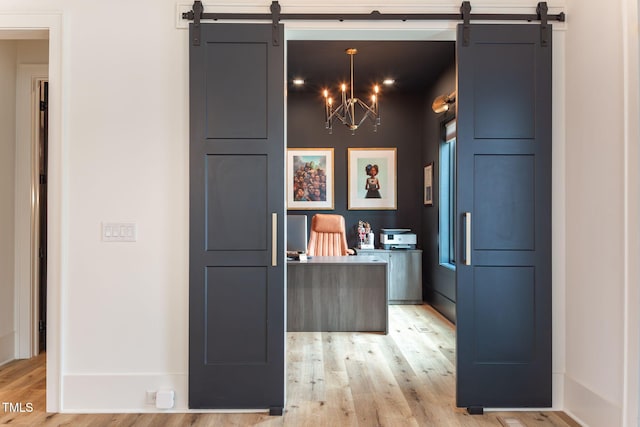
[498,417,526,427]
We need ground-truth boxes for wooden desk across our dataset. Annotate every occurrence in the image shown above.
[287,256,388,333]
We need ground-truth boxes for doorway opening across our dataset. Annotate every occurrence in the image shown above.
[283,37,460,407]
[0,18,59,413]
[7,38,49,363]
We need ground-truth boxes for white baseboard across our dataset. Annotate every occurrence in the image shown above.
[552,372,564,410]
[62,373,270,413]
[60,371,579,415]
[564,374,621,427]
[0,331,15,366]
[62,373,189,412]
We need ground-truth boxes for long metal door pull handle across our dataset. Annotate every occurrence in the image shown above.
[464,212,471,266]
[272,213,277,267]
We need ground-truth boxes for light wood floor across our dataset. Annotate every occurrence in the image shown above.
[0,305,579,426]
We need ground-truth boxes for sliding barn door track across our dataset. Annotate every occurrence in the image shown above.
[182,1,565,47]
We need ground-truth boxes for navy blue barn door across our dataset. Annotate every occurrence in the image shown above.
[456,24,552,409]
[189,23,285,411]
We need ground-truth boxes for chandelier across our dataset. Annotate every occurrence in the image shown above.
[323,49,380,134]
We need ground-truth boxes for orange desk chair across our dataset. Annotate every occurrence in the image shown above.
[307,214,353,256]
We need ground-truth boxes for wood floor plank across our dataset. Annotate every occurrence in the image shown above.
[322,368,357,426]
[344,358,384,426]
[0,305,580,427]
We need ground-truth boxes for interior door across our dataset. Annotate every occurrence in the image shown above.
[456,24,552,409]
[189,22,285,412]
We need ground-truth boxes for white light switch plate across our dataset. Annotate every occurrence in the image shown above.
[102,222,137,242]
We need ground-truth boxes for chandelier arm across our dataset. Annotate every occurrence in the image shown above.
[358,100,380,131]
[339,108,353,127]
[351,109,377,130]
[326,104,345,122]
[336,117,350,127]
[346,99,355,126]
[356,114,369,129]
[356,99,378,116]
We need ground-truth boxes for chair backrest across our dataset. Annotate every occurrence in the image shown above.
[307,214,349,256]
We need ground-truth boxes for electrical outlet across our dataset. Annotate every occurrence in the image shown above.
[145,390,156,405]
[156,389,175,409]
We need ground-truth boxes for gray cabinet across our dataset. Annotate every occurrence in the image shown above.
[358,249,423,304]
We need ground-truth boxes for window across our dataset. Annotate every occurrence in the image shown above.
[439,119,456,268]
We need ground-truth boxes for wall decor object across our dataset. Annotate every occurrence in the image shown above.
[424,162,434,206]
[287,148,334,210]
[348,147,397,210]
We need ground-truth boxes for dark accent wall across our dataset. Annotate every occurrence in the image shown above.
[287,50,456,314]
[287,91,425,248]
[421,63,457,323]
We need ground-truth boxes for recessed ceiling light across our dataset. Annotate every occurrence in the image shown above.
[383,79,395,85]
[292,78,305,85]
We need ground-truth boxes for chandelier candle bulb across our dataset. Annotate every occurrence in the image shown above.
[324,91,328,118]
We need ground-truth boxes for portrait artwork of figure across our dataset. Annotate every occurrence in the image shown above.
[348,148,396,210]
[364,164,381,198]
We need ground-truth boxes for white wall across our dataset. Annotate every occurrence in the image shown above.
[564,0,640,426]
[0,1,638,423]
[0,41,17,366]
[59,1,189,410]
